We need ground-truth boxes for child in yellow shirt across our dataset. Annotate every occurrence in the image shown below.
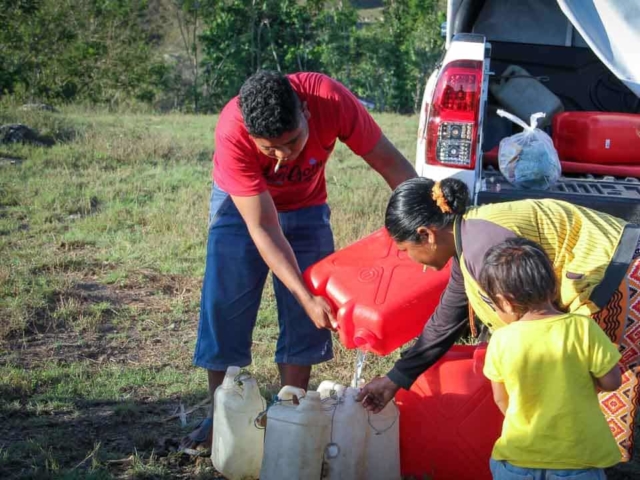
[480,237,622,480]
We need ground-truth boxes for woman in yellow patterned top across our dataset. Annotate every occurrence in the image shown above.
[480,237,621,479]
[358,177,640,462]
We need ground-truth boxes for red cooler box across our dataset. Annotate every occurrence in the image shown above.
[396,344,503,480]
[553,112,640,165]
[303,228,450,355]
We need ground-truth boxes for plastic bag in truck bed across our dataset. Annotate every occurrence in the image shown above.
[497,109,561,190]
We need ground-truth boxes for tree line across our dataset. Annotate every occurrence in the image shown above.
[1,0,445,113]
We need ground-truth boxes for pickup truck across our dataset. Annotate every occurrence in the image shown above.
[416,0,640,222]
[305,4,640,478]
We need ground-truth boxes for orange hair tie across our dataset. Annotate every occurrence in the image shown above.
[431,182,453,214]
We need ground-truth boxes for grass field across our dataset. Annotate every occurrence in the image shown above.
[1,106,639,479]
[0,106,413,479]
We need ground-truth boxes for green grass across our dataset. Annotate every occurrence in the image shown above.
[0,105,404,479]
[1,105,638,479]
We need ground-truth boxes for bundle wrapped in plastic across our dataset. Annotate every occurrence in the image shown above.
[497,109,561,190]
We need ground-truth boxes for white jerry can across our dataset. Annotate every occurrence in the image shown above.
[211,366,266,480]
[260,387,331,480]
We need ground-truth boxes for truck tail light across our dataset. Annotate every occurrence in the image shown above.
[426,60,483,169]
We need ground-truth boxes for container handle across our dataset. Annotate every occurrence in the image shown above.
[276,386,306,402]
[317,381,343,398]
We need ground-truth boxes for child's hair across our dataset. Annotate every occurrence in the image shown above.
[479,237,557,316]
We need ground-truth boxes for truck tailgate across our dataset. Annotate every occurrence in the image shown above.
[478,169,640,223]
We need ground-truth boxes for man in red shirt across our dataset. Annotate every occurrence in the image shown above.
[184,70,416,448]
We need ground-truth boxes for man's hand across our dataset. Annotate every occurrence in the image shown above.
[356,375,400,413]
[303,295,337,331]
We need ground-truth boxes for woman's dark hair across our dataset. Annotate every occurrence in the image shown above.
[385,177,469,242]
[479,237,558,316]
[239,70,301,138]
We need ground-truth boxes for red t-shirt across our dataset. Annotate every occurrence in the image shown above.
[213,72,382,211]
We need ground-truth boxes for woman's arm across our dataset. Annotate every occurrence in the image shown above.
[357,258,469,412]
[385,257,470,389]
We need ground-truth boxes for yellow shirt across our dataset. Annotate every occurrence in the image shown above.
[483,313,621,469]
[459,200,626,330]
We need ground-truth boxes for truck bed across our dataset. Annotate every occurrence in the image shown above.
[477,168,640,223]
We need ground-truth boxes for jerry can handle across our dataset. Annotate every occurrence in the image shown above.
[276,386,306,402]
[316,381,344,398]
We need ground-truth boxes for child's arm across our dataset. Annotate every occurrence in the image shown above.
[587,319,622,392]
[484,335,508,415]
[491,380,509,415]
[595,364,622,392]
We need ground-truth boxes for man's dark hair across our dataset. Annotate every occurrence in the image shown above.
[479,237,558,316]
[239,70,301,138]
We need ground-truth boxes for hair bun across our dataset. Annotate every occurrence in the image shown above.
[439,178,469,215]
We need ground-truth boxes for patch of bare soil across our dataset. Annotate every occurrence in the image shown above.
[0,269,222,478]
[1,270,201,369]
[0,395,223,479]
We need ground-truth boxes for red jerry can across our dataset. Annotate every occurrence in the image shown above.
[395,344,504,480]
[303,227,451,356]
[553,112,640,165]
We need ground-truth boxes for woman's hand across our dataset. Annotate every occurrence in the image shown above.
[356,376,400,413]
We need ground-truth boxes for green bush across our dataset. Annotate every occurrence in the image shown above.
[0,0,445,113]
[0,0,168,105]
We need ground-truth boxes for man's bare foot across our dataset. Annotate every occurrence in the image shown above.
[180,417,213,451]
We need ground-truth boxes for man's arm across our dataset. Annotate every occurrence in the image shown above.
[231,191,336,330]
[491,381,509,415]
[362,134,417,189]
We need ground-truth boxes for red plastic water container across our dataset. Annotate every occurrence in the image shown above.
[303,228,450,355]
[396,344,503,480]
[553,112,640,165]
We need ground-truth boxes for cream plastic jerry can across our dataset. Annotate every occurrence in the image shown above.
[260,387,331,480]
[211,366,266,480]
[318,380,401,480]
[318,383,368,480]
[365,398,401,480]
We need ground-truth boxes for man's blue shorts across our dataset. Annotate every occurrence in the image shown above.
[193,185,335,371]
